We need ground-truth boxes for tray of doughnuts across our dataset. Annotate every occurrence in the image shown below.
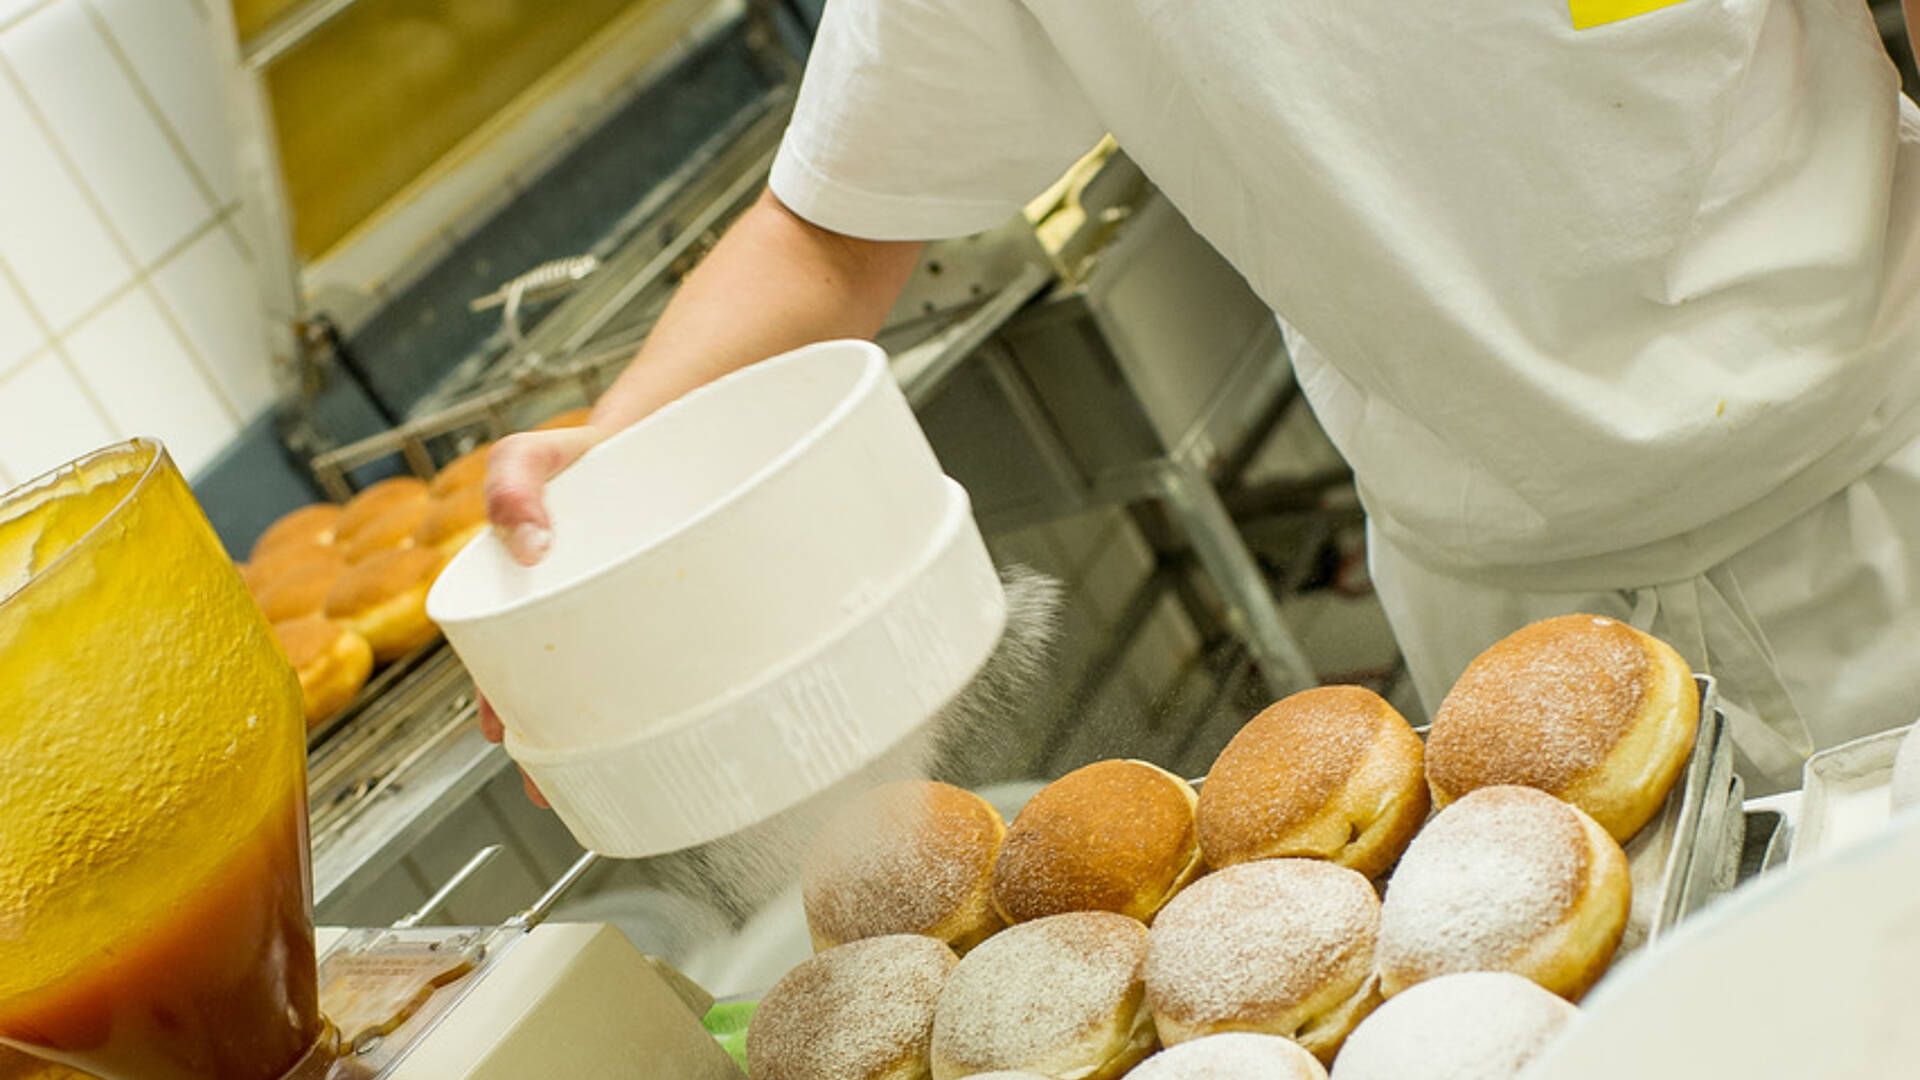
[736,613,1745,1080]
[236,407,594,740]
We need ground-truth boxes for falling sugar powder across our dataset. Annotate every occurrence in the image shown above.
[801,779,1002,945]
[609,568,1060,943]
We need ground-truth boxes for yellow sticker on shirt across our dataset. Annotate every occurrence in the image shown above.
[1570,0,1689,29]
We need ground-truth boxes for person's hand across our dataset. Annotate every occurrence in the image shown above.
[476,423,606,806]
[478,695,549,807]
[482,425,605,566]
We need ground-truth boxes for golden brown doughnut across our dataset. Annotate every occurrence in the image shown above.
[337,498,431,564]
[249,502,342,561]
[238,559,270,597]
[1199,686,1428,878]
[253,548,349,624]
[1132,1034,1329,1080]
[930,911,1155,1080]
[803,781,1007,954]
[992,760,1202,925]
[414,485,489,558]
[324,547,443,663]
[1144,859,1381,1063]
[334,477,429,555]
[428,443,492,499]
[245,533,336,586]
[1375,786,1630,1002]
[747,934,957,1080]
[1425,614,1698,843]
[272,615,373,729]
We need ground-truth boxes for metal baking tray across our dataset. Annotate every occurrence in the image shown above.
[1792,724,1913,866]
[696,677,1743,1001]
[1617,675,1741,951]
[1179,674,1737,951]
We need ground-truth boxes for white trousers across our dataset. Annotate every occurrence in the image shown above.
[1370,435,1920,795]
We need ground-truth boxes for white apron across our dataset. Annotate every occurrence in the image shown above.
[1369,429,1920,793]
[769,0,1920,788]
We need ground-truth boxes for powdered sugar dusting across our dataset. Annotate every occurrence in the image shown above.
[1376,788,1586,984]
[1197,688,1389,865]
[1131,1032,1330,1079]
[802,780,1002,944]
[1330,971,1577,1080]
[931,911,1149,1072]
[1427,614,1651,796]
[747,934,957,1080]
[1145,859,1378,1028]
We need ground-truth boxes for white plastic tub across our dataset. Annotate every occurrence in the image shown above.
[428,340,1006,855]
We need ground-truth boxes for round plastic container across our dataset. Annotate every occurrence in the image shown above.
[428,340,1007,855]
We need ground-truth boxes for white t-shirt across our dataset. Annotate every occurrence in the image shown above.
[771,0,1920,589]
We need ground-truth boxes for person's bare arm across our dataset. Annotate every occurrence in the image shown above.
[476,189,922,802]
[483,187,924,565]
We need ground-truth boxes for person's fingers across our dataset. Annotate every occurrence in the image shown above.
[478,698,547,807]
[483,427,602,566]
[522,769,550,809]
[478,695,504,743]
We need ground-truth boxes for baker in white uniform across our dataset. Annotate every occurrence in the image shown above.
[483,0,1920,792]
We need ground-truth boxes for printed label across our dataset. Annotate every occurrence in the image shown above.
[1570,0,1689,29]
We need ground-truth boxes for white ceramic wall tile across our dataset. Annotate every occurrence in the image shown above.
[0,269,44,370]
[2,0,214,267]
[151,225,274,417]
[88,0,238,204]
[63,287,236,476]
[0,351,115,481]
[0,65,131,328]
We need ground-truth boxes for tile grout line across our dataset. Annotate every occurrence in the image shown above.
[0,0,57,38]
[19,206,230,348]
[145,205,260,423]
[0,239,44,376]
[0,252,121,444]
[220,204,257,266]
[0,343,43,384]
[0,51,243,426]
[82,0,230,218]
